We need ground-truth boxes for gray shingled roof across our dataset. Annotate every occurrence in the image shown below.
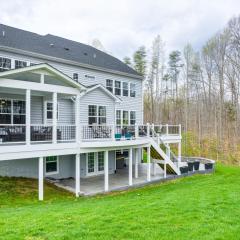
[0,24,141,78]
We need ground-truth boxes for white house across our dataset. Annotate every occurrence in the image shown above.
[0,24,184,200]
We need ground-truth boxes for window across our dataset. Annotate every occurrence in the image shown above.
[0,57,11,72]
[130,111,136,125]
[122,82,129,97]
[123,110,129,125]
[45,102,58,120]
[45,156,58,175]
[15,60,27,69]
[106,79,113,93]
[0,99,11,124]
[88,105,97,125]
[115,81,121,96]
[73,73,78,81]
[88,105,106,125]
[130,83,136,97]
[13,100,26,124]
[116,110,121,126]
[98,106,106,125]
[98,152,104,171]
[87,153,95,173]
[0,99,26,124]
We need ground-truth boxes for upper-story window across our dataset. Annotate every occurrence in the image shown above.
[116,110,121,126]
[115,81,121,96]
[130,83,136,97]
[88,105,106,125]
[122,82,129,97]
[0,99,26,124]
[106,79,113,93]
[123,110,129,125]
[130,111,136,125]
[73,73,78,81]
[0,57,11,72]
[15,60,27,69]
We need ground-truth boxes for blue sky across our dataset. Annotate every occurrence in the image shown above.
[1,0,240,59]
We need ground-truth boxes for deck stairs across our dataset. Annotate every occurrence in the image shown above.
[149,128,180,175]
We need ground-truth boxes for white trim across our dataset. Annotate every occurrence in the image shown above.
[45,156,59,176]
[0,63,86,89]
[88,104,107,125]
[0,46,143,80]
[83,84,121,103]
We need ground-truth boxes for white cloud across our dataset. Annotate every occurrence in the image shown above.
[0,0,240,59]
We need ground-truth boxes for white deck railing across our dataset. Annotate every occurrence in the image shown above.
[0,123,181,145]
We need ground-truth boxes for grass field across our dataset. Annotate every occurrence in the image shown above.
[0,164,240,240]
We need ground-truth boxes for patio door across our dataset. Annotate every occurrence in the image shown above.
[87,152,105,176]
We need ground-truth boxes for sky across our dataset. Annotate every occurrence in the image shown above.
[0,0,240,60]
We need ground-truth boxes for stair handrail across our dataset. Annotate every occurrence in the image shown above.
[150,126,179,163]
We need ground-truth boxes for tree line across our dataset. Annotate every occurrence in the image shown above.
[124,15,240,164]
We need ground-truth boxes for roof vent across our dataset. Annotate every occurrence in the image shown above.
[2,31,5,37]
[50,43,54,47]
[64,47,70,51]
[84,52,88,56]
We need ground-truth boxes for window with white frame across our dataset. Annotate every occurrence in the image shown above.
[130,111,136,125]
[98,152,104,171]
[122,82,129,97]
[15,60,27,69]
[87,152,95,173]
[130,83,136,97]
[45,156,59,175]
[0,99,25,124]
[106,79,113,93]
[116,110,121,126]
[123,110,129,125]
[88,105,106,125]
[73,73,78,81]
[45,102,58,120]
[115,81,121,96]
[0,57,11,72]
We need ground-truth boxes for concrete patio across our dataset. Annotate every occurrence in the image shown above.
[54,163,167,195]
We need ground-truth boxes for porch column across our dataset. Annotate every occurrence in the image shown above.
[52,92,57,144]
[164,161,167,178]
[134,148,138,178]
[75,153,80,197]
[75,94,80,143]
[25,89,31,145]
[38,157,44,201]
[104,150,109,191]
[129,148,133,186]
[178,141,181,166]
[147,146,151,181]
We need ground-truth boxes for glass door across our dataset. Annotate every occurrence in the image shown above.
[87,152,105,176]
[87,153,95,176]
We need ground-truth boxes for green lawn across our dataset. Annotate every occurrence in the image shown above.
[0,164,240,240]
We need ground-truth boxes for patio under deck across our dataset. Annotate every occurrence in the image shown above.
[54,163,169,196]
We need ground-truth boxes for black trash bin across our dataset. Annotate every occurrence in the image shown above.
[180,166,188,174]
[205,163,213,170]
[194,161,200,171]
[187,162,194,172]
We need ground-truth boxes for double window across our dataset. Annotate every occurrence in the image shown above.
[106,79,136,98]
[15,60,27,69]
[115,110,136,126]
[88,105,106,125]
[45,156,59,175]
[0,57,11,72]
[0,98,26,124]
